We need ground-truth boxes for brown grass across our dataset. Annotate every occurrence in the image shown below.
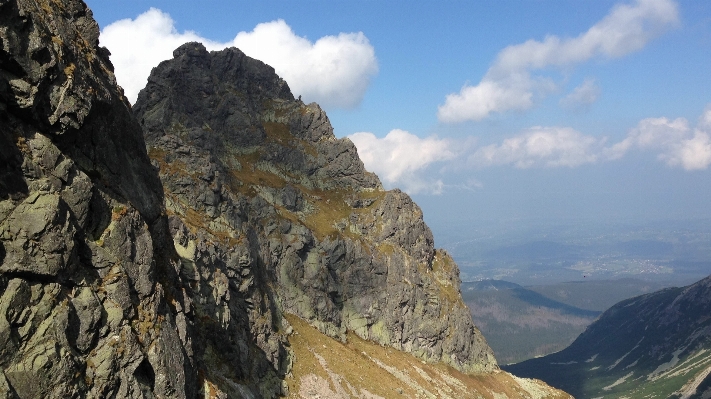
[430,250,464,307]
[284,313,572,399]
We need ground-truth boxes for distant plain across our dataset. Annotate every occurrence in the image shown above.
[438,218,711,363]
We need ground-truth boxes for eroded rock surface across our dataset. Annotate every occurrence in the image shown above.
[1,0,195,397]
[134,42,497,381]
[0,0,532,397]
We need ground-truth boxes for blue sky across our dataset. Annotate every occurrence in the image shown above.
[88,0,711,232]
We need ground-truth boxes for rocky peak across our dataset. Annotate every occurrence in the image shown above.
[134,40,498,382]
[135,42,381,193]
[0,1,574,398]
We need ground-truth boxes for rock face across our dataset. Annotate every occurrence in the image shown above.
[0,0,567,398]
[506,275,711,399]
[133,42,497,396]
[0,0,199,397]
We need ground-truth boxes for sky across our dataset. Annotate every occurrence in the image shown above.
[87,0,711,235]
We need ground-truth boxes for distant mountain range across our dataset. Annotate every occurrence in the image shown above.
[526,278,669,312]
[505,274,711,398]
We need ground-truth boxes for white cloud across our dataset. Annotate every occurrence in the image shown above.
[100,9,377,107]
[699,105,711,130]
[348,129,456,194]
[468,127,605,168]
[231,20,377,109]
[100,9,218,103]
[438,0,679,123]
[465,106,711,171]
[560,78,601,110]
[608,114,711,170]
[347,107,711,196]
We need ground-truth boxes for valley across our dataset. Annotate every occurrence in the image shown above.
[446,218,711,369]
[428,217,711,285]
[461,278,672,364]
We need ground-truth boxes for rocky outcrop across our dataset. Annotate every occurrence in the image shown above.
[134,42,497,387]
[0,0,199,397]
[0,1,576,398]
[0,0,497,395]
[506,275,711,398]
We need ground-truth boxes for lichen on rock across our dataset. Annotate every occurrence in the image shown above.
[0,1,575,398]
[134,41,497,379]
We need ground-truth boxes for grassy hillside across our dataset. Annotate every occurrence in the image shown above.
[284,314,572,399]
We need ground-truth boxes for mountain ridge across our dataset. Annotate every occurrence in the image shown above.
[132,42,497,391]
[0,1,571,397]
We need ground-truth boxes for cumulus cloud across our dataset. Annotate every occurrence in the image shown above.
[100,9,377,107]
[468,106,711,171]
[560,78,601,110]
[438,0,679,123]
[231,21,377,109]
[347,108,711,196]
[607,111,711,170]
[348,130,457,194]
[468,127,605,168]
[100,9,218,103]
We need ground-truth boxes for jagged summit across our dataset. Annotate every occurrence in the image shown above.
[135,42,382,193]
[0,1,573,398]
[133,40,498,381]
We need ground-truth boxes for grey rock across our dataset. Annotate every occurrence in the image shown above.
[1,0,195,397]
[0,192,76,278]
[135,41,497,377]
[0,1,499,398]
[0,370,18,399]
[69,287,102,353]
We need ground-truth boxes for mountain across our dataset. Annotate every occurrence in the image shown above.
[461,281,601,364]
[505,275,711,398]
[131,39,501,396]
[0,0,570,397]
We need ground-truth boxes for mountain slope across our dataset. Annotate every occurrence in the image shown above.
[285,314,571,399]
[461,281,600,364]
[132,42,498,395]
[505,275,711,398]
[0,0,571,397]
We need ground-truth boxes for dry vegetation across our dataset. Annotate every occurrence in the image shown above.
[285,314,572,399]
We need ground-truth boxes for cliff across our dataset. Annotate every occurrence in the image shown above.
[0,0,199,396]
[0,0,570,398]
[133,41,496,384]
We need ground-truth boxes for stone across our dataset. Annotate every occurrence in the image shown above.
[134,40,497,376]
[0,1,576,397]
[69,287,102,353]
[0,193,76,278]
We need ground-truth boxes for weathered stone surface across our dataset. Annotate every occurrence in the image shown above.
[0,1,574,398]
[0,0,195,397]
[135,42,497,376]
[0,192,76,278]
